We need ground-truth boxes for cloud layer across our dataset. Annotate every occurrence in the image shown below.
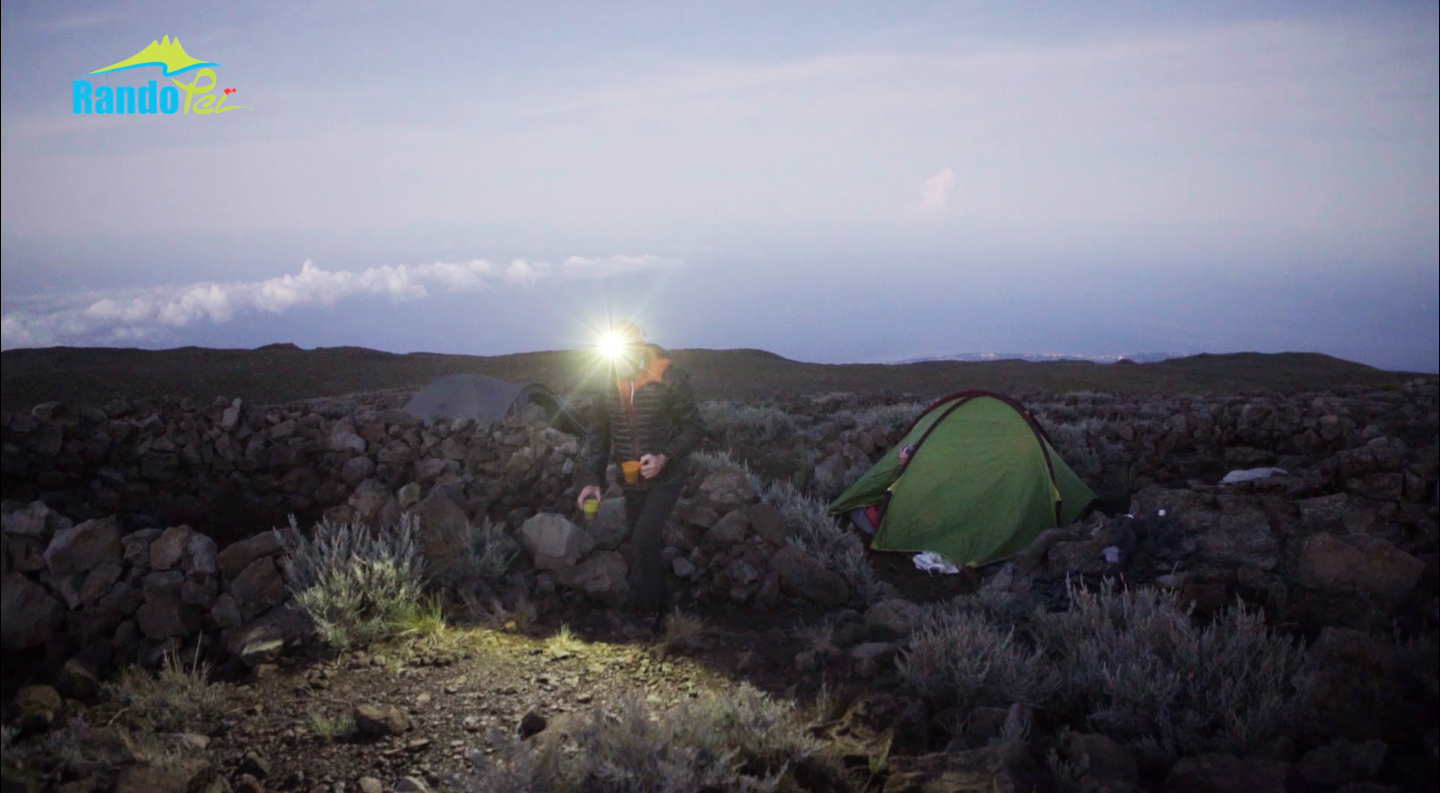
[0,255,677,349]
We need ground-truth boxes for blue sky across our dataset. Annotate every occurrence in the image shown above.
[2,1,1436,371]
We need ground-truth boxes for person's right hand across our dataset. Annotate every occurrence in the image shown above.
[577,485,603,509]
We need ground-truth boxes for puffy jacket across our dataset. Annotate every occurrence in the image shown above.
[579,346,706,488]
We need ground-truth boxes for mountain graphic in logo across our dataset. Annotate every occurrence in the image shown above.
[90,35,216,77]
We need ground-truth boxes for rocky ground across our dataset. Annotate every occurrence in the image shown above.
[4,372,1438,792]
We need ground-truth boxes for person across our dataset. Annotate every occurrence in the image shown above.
[850,444,916,536]
[576,322,705,630]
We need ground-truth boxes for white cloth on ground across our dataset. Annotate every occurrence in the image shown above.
[913,551,961,575]
[1220,467,1288,484]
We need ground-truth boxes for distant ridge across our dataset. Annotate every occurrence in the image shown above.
[892,352,1178,364]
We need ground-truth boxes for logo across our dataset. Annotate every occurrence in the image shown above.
[73,36,245,116]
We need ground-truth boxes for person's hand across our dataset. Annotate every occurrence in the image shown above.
[639,453,667,479]
[577,485,603,509]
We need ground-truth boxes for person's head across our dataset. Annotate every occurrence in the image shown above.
[603,321,647,379]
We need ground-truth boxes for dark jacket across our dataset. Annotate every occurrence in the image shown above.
[579,346,706,488]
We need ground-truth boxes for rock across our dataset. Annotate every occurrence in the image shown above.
[183,532,218,576]
[415,490,470,580]
[725,558,759,586]
[225,601,314,665]
[55,658,99,701]
[1066,732,1139,790]
[1296,627,1406,743]
[348,479,395,524]
[1296,533,1424,606]
[769,544,850,605]
[121,528,164,567]
[586,498,630,550]
[672,557,697,579]
[229,556,287,620]
[851,642,898,676]
[1,501,56,538]
[217,532,283,582]
[14,685,61,731]
[355,703,411,737]
[395,777,432,793]
[698,470,755,511]
[397,481,422,509]
[358,779,384,793]
[1,572,65,650]
[115,758,210,793]
[686,505,719,529]
[341,455,376,485]
[137,575,191,640]
[1297,738,1387,788]
[211,593,243,628]
[77,561,124,605]
[240,751,272,778]
[1181,504,1279,570]
[149,525,193,570]
[329,430,367,453]
[866,598,924,640]
[750,502,787,544]
[520,710,548,739]
[520,514,595,570]
[553,550,628,597]
[44,515,122,575]
[233,773,264,793]
[1164,754,1291,793]
[707,509,750,545]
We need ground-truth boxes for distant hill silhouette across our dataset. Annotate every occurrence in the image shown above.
[1,345,1426,412]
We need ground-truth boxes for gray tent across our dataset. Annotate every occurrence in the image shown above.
[403,374,578,433]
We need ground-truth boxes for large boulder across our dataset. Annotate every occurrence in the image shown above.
[1180,502,1279,571]
[1,501,65,539]
[520,514,595,571]
[585,498,630,550]
[414,490,470,580]
[698,470,756,512]
[1,573,65,650]
[865,598,923,640]
[217,532,283,582]
[149,525,193,570]
[553,550,629,598]
[769,544,850,605]
[706,509,750,546]
[348,478,398,525]
[1296,533,1424,607]
[229,556,288,620]
[43,516,122,575]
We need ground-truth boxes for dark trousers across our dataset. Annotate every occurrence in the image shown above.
[623,480,683,614]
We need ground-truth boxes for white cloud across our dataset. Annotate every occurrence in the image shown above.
[918,168,955,211]
[562,254,679,279]
[0,254,675,350]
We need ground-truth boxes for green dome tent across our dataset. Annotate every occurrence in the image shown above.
[829,391,1096,568]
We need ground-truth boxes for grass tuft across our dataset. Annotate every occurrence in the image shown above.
[277,513,428,650]
[103,645,231,733]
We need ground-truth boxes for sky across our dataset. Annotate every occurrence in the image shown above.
[2,0,1437,372]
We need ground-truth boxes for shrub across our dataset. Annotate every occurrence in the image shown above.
[702,401,796,442]
[466,684,835,792]
[276,513,428,650]
[901,584,1304,759]
[763,479,882,605]
[1032,586,1303,759]
[446,518,519,587]
[899,608,1058,709]
[834,402,927,438]
[103,646,231,733]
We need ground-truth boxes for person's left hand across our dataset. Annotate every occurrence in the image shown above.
[639,453,667,479]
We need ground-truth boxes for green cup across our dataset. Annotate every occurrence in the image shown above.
[583,498,599,519]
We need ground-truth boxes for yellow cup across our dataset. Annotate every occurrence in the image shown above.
[622,460,642,485]
[583,498,599,519]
